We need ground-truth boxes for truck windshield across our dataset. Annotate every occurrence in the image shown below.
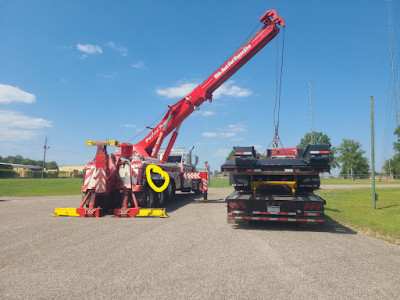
[167,156,182,163]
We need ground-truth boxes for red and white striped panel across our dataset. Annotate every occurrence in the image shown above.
[304,212,321,216]
[230,210,297,216]
[228,216,324,223]
[310,151,329,154]
[183,172,201,179]
[94,168,106,193]
[202,178,208,190]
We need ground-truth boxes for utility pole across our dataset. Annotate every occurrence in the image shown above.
[370,96,376,209]
[41,136,50,179]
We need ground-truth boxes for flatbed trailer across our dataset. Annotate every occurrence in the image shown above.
[222,145,330,224]
[226,191,325,223]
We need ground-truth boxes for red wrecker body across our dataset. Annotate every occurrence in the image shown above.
[53,10,285,217]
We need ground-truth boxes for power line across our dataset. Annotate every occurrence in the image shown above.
[387,0,399,126]
[309,81,315,144]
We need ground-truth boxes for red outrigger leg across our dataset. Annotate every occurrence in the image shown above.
[76,190,101,217]
[114,191,140,218]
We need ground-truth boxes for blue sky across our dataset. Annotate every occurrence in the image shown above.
[0,0,399,173]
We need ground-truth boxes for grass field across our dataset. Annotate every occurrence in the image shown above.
[0,178,82,196]
[210,178,400,243]
[317,188,400,244]
[320,178,400,185]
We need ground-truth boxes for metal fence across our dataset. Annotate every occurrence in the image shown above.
[324,174,400,181]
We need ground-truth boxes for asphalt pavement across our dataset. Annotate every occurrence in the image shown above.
[1,188,399,299]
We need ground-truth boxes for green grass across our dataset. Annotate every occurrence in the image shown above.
[0,178,83,196]
[211,177,400,187]
[210,177,230,188]
[317,188,400,243]
[320,178,400,185]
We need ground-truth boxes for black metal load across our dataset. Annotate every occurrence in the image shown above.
[221,145,330,193]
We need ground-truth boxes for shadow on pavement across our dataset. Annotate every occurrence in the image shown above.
[231,215,356,234]
[166,192,224,213]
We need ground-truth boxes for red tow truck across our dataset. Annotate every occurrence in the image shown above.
[53,9,285,218]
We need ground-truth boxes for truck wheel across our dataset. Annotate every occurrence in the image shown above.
[166,180,176,201]
[156,190,168,208]
[194,180,202,195]
[142,186,156,208]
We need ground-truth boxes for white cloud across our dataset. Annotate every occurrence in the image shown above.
[156,83,197,98]
[202,123,246,139]
[124,124,136,128]
[219,132,236,138]
[0,110,52,141]
[107,41,128,56]
[77,44,103,54]
[197,111,215,117]
[156,80,252,100]
[214,148,232,157]
[227,124,245,132]
[213,80,252,99]
[202,132,217,137]
[131,61,145,69]
[0,84,36,104]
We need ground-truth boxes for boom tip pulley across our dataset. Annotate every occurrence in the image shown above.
[260,9,285,27]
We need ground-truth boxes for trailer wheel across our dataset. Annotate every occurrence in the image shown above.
[142,186,156,208]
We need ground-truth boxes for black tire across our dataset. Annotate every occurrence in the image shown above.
[194,180,202,195]
[168,180,176,200]
[142,186,156,208]
[156,190,168,208]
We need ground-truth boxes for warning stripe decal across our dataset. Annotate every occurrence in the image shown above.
[228,216,324,223]
[310,151,330,154]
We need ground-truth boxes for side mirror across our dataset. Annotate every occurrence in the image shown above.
[194,155,199,166]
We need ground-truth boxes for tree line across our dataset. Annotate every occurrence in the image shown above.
[0,155,58,170]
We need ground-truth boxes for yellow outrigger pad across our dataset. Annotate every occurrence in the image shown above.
[136,208,168,218]
[52,208,79,217]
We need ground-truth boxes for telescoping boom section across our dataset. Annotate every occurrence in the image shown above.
[54,10,285,218]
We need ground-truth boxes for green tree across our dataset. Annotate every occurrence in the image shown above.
[383,153,400,176]
[0,155,58,169]
[298,131,338,168]
[394,126,400,153]
[45,161,58,170]
[337,139,370,179]
[383,125,400,175]
[225,148,237,161]
[298,131,331,148]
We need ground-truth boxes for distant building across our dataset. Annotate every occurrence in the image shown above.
[59,165,85,178]
[59,165,85,172]
[0,163,42,178]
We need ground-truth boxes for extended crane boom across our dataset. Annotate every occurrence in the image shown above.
[134,10,285,160]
